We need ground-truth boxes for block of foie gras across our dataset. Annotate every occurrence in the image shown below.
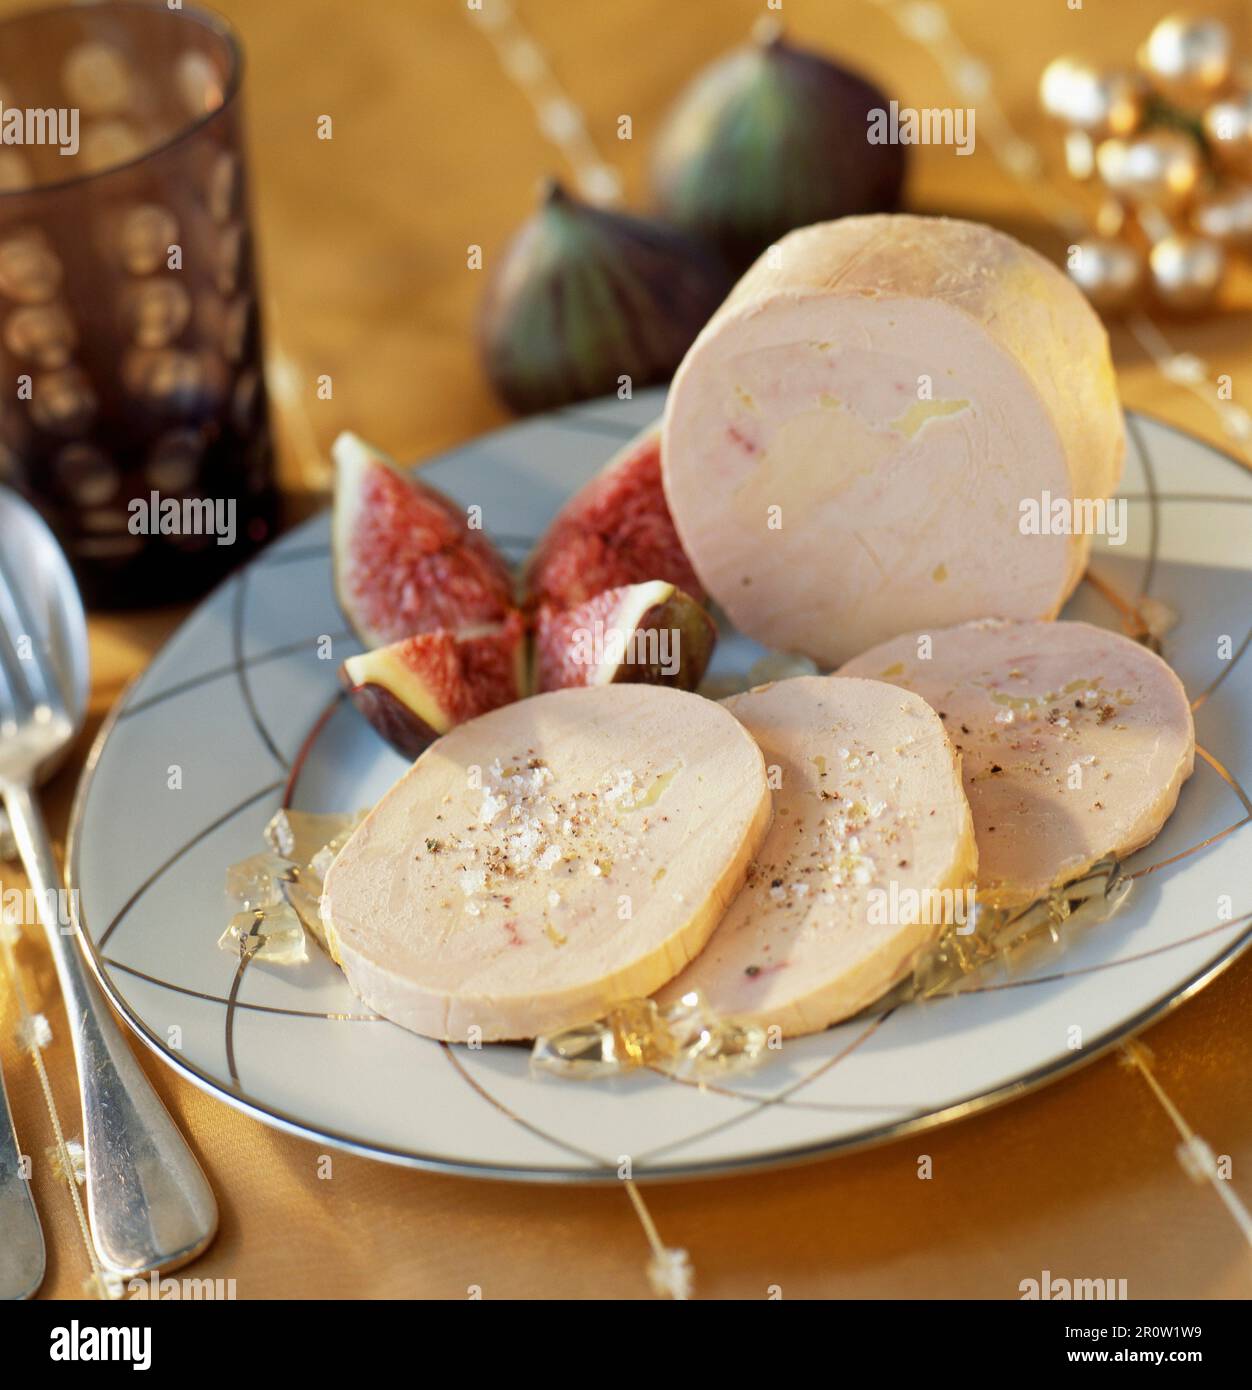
[662,215,1125,666]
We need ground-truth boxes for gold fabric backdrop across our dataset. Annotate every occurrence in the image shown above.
[2,0,1249,1299]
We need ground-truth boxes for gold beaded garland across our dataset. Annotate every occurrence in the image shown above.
[1191,181,1252,244]
[1203,92,1252,171]
[1149,232,1226,311]
[1095,129,1201,209]
[1067,236,1145,311]
[1141,14,1231,103]
[1040,58,1144,137]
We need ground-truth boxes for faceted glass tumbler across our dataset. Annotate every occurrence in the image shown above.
[0,2,275,607]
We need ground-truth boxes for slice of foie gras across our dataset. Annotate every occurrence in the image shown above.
[839,619,1196,907]
[661,214,1125,667]
[320,684,772,1042]
[658,676,977,1038]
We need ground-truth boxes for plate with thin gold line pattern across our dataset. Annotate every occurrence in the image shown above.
[67,391,1252,1180]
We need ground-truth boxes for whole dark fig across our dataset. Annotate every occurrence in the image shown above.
[478,180,731,415]
[652,21,907,272]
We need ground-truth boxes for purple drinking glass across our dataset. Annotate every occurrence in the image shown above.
[0,1,275,607]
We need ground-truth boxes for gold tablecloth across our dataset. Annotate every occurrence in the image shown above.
[3,0,1251,1299]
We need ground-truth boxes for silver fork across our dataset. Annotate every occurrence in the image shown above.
[0,498,217,1281]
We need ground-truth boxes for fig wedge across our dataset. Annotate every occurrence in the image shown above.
[332,431,514,648]
[534,580,715,693]
[341,611,527,759]
[524,424,705,610]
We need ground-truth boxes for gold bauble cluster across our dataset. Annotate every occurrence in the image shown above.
[1041,12,1250,313]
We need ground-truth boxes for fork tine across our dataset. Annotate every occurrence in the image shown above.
[0,551,59,717]
[0,609,30,731]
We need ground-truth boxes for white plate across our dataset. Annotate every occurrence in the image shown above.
[68,391,1252,1181]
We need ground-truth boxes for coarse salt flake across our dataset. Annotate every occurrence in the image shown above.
[459,867,486,897]
[603,768,637,805]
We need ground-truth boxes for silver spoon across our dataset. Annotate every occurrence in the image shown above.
[0,487,217,1284]
[0,1030,42,1300]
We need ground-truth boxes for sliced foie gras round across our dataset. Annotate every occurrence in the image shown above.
[320,684,772,1042]
[840,619,1196,907]
[662,214,1125,667]
[657,676,977,1038]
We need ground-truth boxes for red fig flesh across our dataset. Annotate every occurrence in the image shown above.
[341,612,527,759]
[534,580,715,693]
[333,432,514,648]
[525,425,705,610]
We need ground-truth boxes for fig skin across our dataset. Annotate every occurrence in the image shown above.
[342,679,440,761]
[478,180,731,415]
[652,24,907,273]
[534,581,716,693]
